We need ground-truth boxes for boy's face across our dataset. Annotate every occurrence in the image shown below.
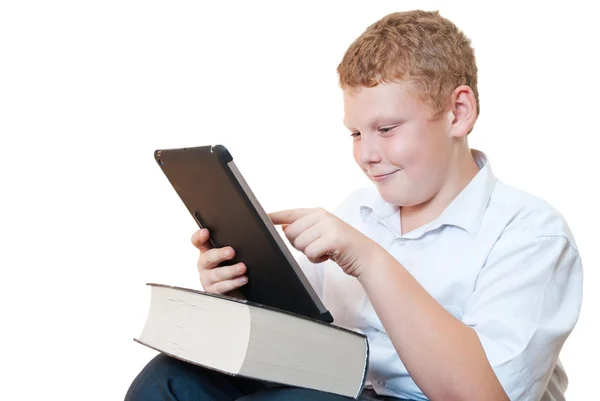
[343,81,455,207]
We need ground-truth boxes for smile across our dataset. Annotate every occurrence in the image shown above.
[371,169,402,181]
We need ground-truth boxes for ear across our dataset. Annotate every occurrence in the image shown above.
[448,85,477,138]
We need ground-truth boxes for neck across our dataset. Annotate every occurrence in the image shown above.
[401,144,480,234]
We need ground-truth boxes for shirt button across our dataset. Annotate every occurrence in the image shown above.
[377,380,386,387]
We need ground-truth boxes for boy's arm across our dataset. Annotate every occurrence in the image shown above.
[360,234,582,401]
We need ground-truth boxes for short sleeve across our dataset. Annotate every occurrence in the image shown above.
[462,234,583,401]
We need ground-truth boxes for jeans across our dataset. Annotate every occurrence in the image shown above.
[125,354,408,401]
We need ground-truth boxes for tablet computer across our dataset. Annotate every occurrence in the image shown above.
[154,145,333,323]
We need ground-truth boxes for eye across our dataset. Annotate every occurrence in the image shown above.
[378,126,396,134]
[350,132,361,138]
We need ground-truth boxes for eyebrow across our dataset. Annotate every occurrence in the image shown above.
[343,117,403,131]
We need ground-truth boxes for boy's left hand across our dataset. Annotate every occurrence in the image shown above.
[268,208,378,278]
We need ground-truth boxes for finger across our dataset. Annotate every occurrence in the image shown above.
[304,236,332,264]
[208,276,248,295]
[268,208,316,225]
[191,229,212,252]
[210,262,247,283]
[198,247,235,270]
[200,262,244,289]
[282,212,320,243]
[292,226,322,253]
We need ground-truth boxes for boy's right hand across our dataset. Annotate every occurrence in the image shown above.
[191,228,248,295]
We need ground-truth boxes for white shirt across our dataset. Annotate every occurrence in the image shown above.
[298,150,583,401]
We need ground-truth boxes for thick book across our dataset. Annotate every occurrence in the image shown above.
[135,283,369,398]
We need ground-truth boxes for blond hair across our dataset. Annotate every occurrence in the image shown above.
[337,10,479,119]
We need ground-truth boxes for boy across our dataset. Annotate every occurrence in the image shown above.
[125,10,582,401]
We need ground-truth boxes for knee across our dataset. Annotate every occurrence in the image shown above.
[124,353,190,401]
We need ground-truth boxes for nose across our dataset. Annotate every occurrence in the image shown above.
[355,134,382,165]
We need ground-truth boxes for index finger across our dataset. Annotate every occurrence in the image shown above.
[268,208,315,225]
[191,228,212,252]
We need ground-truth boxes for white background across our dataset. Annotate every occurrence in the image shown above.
[1,1,598,400]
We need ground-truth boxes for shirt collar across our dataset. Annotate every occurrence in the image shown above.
[359,149,497,238]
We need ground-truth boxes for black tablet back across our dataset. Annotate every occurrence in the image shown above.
[154,145,333,323]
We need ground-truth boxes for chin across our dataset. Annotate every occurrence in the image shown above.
[377,186,424,207]
[377,189,407,207]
